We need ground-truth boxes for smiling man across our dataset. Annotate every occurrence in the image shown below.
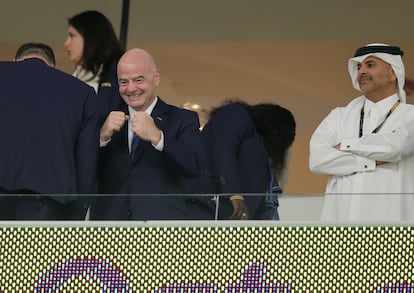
[309,43,414,222]
[92,48,213,221]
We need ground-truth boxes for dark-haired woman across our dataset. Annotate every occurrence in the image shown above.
[64,10,124,125]
[64,10,125,219]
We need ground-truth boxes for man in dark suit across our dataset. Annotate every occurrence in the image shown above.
[0,44,99,220]
[92,48,213,220]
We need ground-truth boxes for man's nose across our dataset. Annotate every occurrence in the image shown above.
[358,64,368,74]
[126,82,136,92]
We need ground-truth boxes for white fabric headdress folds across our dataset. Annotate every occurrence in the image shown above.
[348,43,406,103]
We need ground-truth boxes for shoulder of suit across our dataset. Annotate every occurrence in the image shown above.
[157,98,195,114]
[216,103,249,119]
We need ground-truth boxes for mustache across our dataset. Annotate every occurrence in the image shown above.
[358,73,371,83]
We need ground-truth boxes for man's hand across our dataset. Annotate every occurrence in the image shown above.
[230,199,249,220]
[100,111,129,141]
[131,112,162,145]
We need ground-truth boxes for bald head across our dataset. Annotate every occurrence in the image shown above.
[118,48,157,71]
[117,48,161,111]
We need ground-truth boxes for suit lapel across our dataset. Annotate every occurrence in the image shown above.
[151,98,168,130]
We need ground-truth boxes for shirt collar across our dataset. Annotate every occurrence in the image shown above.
[128,96,158,117]
[364,93,399,115]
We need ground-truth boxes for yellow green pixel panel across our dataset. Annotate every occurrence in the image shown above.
[0,226,412,292]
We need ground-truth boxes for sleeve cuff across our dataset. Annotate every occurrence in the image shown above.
[100,137,111,147]
[356,156,376,172]
[229,195,244,201]
[152,130,164,151]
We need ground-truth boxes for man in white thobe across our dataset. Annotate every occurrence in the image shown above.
[309,43,414,222]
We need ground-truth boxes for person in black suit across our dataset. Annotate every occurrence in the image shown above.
[199,100,296,220]
[92,48,212,220]
[0,44,99,220]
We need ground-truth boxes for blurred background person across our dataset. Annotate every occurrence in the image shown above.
[199,100,296,220]
[0,43,98,220]
[14,42,56,67]
[64,10,124,125]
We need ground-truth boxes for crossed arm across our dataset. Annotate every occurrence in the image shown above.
[309,109,414,176]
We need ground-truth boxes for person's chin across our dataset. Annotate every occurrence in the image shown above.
[359,83,370,92]
[128,100,145,110]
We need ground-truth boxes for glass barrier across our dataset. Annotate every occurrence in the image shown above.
[1,192,414,223]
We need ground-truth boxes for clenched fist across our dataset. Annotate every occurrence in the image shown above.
[131,111,162,145]
[100,111,129,142]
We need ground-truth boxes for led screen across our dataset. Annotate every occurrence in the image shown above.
[0,224,412,292]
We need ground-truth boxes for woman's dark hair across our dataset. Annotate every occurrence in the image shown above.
[246,102,296,175]
[210,99,296,175]
[68,10,123,82]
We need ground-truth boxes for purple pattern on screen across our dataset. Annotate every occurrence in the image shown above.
[378,284,414,292]
[35,258,131,292]
[34,258,414,292]
[156,263,291,292]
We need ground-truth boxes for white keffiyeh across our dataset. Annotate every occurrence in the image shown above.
[348,43,406,103]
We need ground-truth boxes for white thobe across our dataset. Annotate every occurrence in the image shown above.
[309,94,414,222]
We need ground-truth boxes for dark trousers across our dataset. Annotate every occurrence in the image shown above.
[0,188,87,220]
[90,195,131,220]
[90,195,215,221]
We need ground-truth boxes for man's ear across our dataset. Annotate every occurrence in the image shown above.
[389,66,397,83]
[154,69,161,86]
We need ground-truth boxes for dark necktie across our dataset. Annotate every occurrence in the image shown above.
[130,133,140,160]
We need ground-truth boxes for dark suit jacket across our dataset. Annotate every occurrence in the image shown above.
[95,98,212,220]
[0,59,99,206]
[200,103,273,219]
